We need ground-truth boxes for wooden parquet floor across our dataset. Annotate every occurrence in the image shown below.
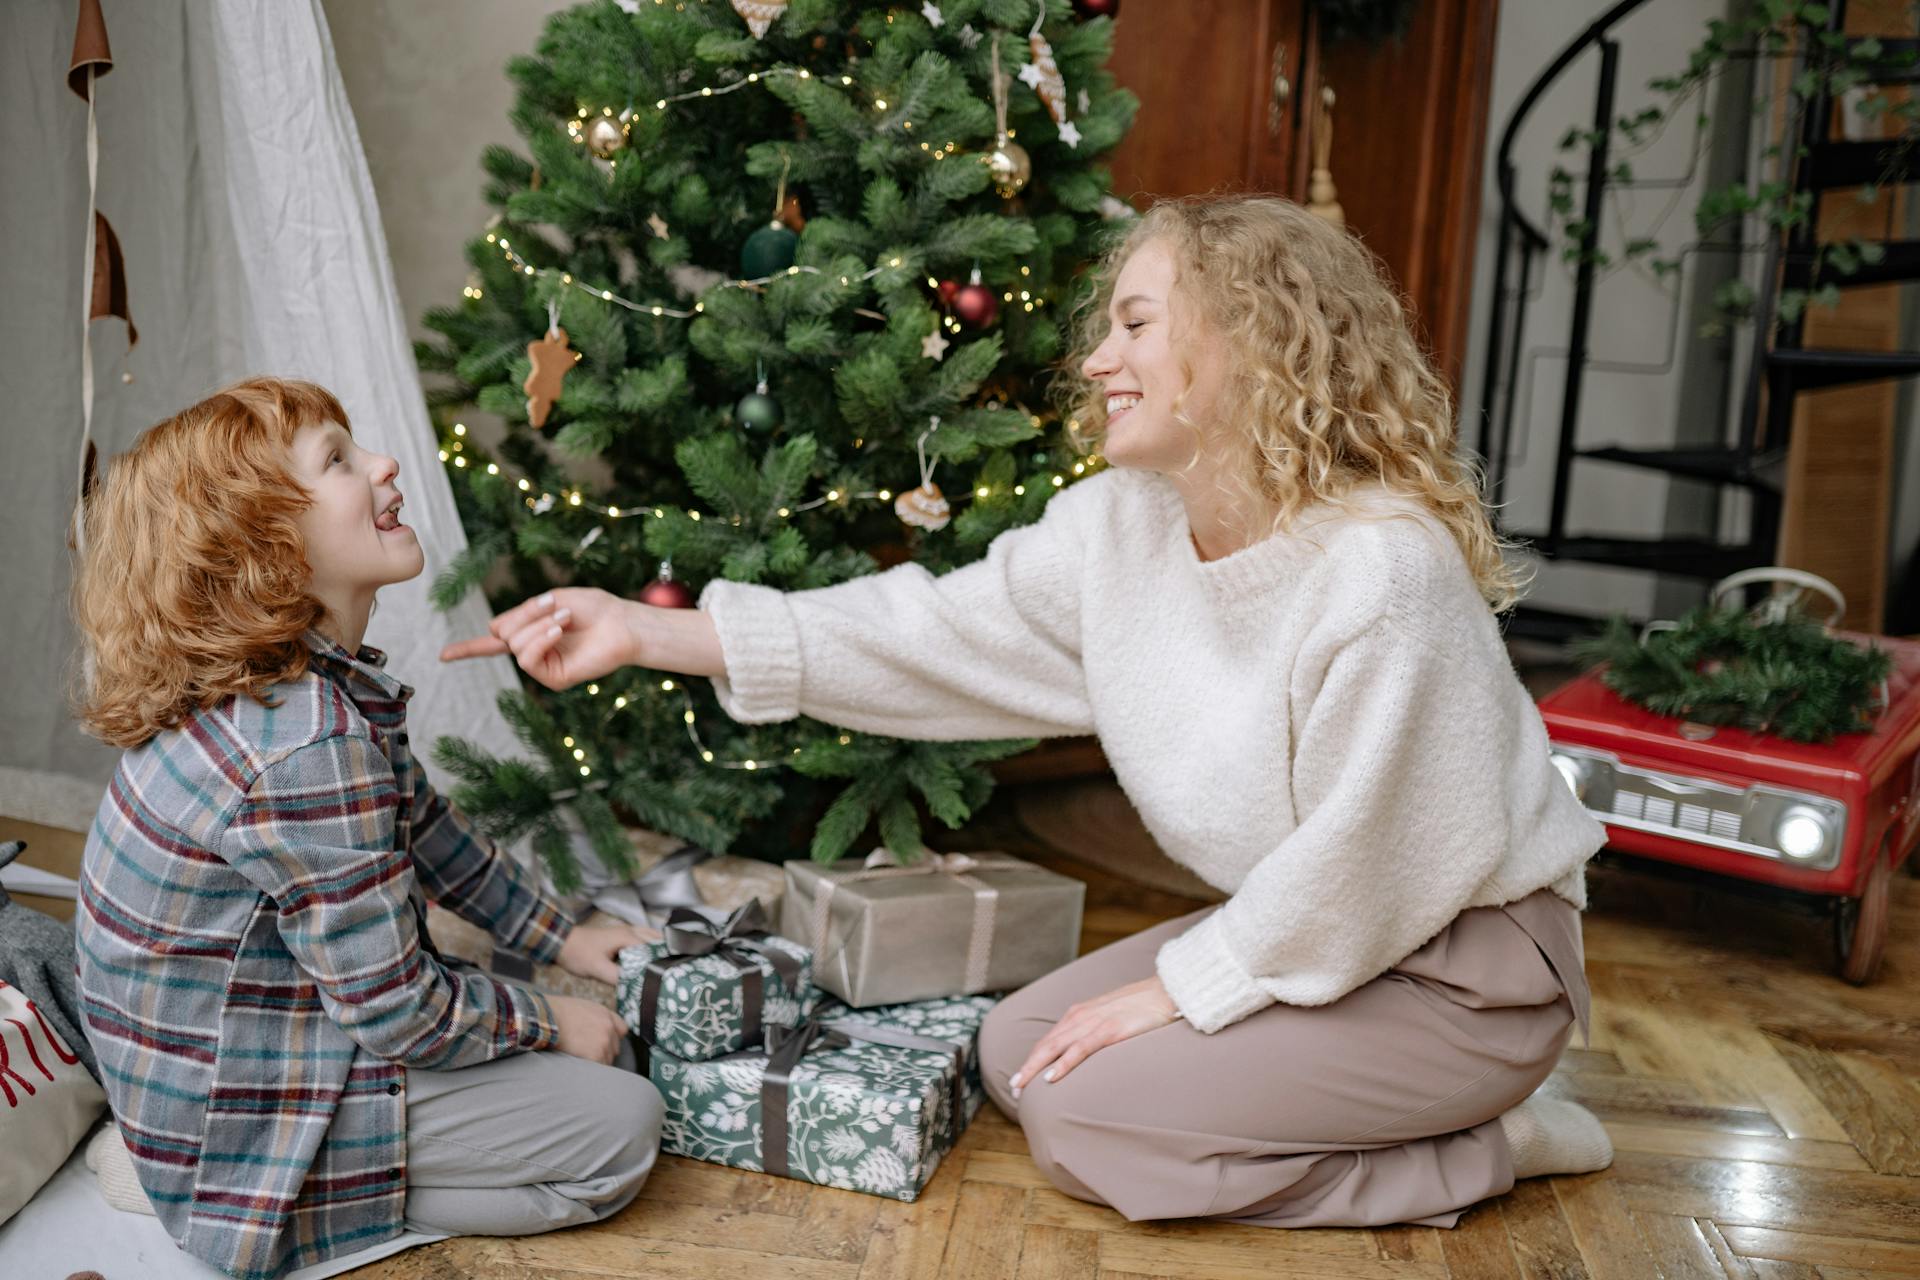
[8,808,1919,1280]
[336,812,1920,1280]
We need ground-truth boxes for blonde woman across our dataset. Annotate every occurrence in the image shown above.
[446,195,1615,1228]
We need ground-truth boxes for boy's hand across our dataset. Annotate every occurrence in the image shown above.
[557,921,660,985]
[549,995,629,1065]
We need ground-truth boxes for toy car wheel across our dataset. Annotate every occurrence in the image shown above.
[1835,838,1893,986]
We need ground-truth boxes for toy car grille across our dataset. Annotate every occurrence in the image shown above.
[1552,745,1846,870]
[1609,792,1744,841]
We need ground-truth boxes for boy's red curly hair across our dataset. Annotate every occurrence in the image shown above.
[74,377,352,748]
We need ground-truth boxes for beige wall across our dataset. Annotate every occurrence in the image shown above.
[321,0,576,347]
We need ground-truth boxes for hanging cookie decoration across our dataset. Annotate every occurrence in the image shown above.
[524,300,574,429]
[1021,11,1079,147]
[894,416,951,532]
[731,0,787,39]
[1023,29,1067,124]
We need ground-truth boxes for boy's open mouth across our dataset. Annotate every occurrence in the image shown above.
[375,496,406,532]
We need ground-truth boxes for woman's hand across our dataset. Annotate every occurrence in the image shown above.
[555,921,660,985]
[440,588,725,689]
[439,588,635,691]
[1007,976,1181,1098]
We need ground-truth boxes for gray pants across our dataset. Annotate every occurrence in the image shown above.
[976,888,1586,1229]
[401,1039,663,1237]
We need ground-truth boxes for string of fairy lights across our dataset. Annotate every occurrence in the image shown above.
[438,421,1096,525]
[457,14,1088,785]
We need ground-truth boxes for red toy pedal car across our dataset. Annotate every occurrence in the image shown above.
[1535,571,1919,983]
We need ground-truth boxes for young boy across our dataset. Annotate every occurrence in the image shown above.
[72,378,663,1280]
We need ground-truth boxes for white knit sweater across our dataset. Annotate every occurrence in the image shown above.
[701,468,1604,1033]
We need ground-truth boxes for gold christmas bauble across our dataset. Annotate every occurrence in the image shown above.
[585,115,627,158]
[982,137,1031,198]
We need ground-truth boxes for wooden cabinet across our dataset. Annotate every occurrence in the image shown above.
[1103,0,1501,386]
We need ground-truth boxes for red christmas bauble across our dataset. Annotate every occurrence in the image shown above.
[952,281,999,329]
[637,575,695,609]
[1072,0,1119,17]
[935,278,961,309]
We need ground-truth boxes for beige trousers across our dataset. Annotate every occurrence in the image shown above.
[976,888,1588,1229]
[401,1038,663,1238]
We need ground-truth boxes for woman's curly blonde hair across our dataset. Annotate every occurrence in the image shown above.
[73,377,350,748]
[1057,195,1525,610]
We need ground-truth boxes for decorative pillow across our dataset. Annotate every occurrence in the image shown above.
[0,979,106,1226]
[0,841,97,1080]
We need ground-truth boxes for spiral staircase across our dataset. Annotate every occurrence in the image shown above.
[1477,0,1920,639]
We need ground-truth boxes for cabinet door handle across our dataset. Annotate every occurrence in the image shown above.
[1268,42,1291,136]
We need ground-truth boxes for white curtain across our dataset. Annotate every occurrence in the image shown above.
[0,0,525,831]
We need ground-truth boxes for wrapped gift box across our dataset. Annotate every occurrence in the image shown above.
[780,850,1084,1007]
[643,993,995,1201]
[617,902,811,1061]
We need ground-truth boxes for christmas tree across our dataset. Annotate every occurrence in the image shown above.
[415,0,1137,886]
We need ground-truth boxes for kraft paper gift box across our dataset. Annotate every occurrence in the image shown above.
[616,901,812,1062]
[637,993,994,1201]
[780,850,1084,1007]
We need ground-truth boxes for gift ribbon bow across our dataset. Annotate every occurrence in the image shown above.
[637,899,803,1052]
[805,849,1031,995]
[490,842,715,981]
[756,1014,970,1180]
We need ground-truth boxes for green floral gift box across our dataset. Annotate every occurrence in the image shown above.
[616,902,812,1062]
[642,993,996,1200]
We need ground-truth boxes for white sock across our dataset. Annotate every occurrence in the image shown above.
[1497,1093,1613,1179]
[86,1123,157,1217]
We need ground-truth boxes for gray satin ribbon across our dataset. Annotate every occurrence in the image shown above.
[633,843,716,916]
[491,842,714,978]
[755,1015,969,1180]
[636,899,802,1052]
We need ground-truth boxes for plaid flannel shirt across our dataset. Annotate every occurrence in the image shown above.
[76,631,571,1279]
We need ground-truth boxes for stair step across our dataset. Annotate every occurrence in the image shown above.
[1767,347,1920,390]
[1576,445,1783,485]
[1800,139,1920,191]
[1804,239,1920,289]
[1520,534,1770,579]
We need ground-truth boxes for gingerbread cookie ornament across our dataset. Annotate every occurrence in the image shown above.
[524,311,574,429]
[894,416,952,533]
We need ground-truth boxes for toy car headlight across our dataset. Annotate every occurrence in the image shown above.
[1774,805,1834,861]
[1549,751,1595,801]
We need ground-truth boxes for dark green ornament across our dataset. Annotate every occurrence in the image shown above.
[740,221,798,278]
[736,385,783,433]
